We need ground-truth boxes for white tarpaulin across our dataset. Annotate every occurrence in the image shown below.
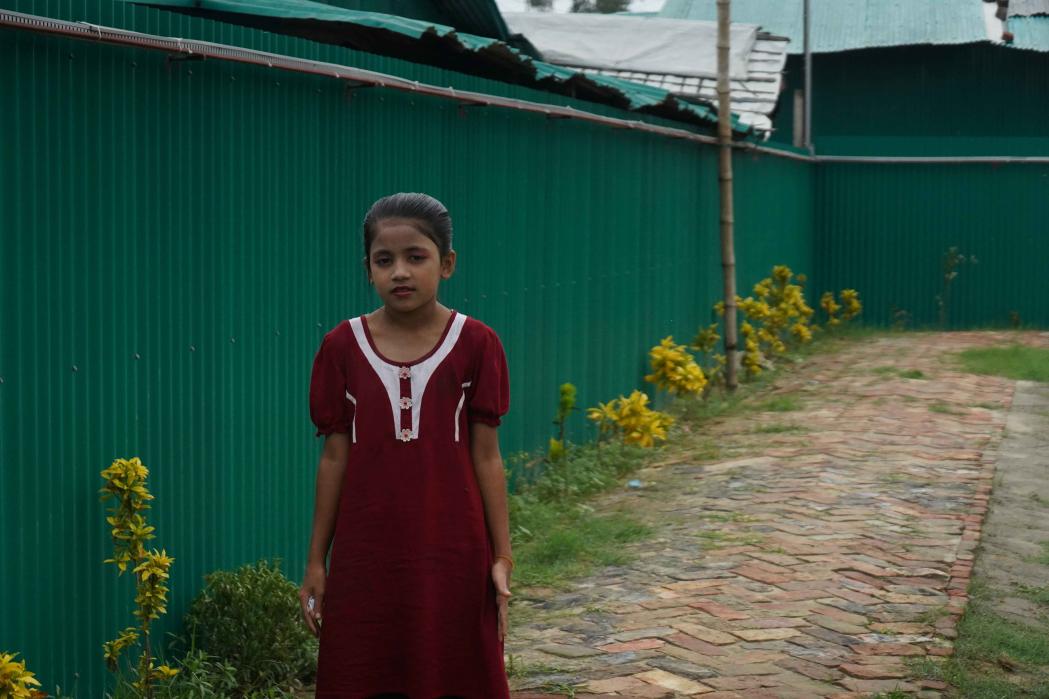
[503,12,758,80]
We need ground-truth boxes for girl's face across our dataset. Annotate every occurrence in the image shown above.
[366,218,455,314]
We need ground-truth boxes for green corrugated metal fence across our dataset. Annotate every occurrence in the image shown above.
[0,7,815,695]
[815,162,1049,328]
[6,1,1047,694]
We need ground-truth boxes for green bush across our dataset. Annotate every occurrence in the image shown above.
[183,561,317,696]
[153,650,238,699]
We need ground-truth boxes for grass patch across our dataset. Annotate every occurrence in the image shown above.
[1032,541,1049,566]
[509,441,654,588]
[871,690,916,699]
[915,605,949,625]
[696,511,753,523]
[750,422,805,434]
[504,655,566,679]
[1015,583,1049,607]
[694,529,763,550]
[929,401,962,415]
[957,345,1049,383]
[753,395,802,412]
[869,366,926,379]
[903,581,1049,697]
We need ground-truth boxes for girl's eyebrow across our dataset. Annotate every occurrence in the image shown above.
[371,245,430,256]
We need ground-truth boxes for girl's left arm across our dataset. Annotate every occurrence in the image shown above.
[470,421,513,639]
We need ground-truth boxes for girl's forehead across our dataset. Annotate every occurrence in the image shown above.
[371,219,438,250]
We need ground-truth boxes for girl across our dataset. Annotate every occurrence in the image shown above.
[300,193,513,698]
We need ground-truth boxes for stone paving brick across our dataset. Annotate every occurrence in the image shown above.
[506,333,1042,696]
[597,638,665,653]
[669,621,738,645]
[635,668,713,694]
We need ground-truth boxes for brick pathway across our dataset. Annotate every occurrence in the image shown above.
[506,332,1049,699]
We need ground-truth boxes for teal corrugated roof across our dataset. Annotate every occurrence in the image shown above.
[660,0,1049,53]
[128,0,748,133]
[437,0,513,40]
[1010,15,1049,50]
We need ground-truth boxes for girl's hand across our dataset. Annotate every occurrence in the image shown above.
[299,562,327,637]
[491,558,513,641]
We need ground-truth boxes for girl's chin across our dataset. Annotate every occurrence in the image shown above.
[383,294,436,311]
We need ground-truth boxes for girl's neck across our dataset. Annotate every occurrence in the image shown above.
[374,300,451,331]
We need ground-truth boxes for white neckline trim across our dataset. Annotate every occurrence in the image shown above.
[348,314,469,440]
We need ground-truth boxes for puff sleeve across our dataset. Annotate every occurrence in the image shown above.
[309,335,352,437]
[468,327,510,427]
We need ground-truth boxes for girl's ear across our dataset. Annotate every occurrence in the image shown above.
[441,250,457,280]
[362,256,371,283]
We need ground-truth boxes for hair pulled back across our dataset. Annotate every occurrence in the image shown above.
[363,193,453,257]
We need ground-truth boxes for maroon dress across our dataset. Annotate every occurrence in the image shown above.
[309,311,511,699]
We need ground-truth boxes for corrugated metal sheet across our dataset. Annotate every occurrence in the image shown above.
[503,12,790,134]
[815,162,1049,328]
[437,0,511,39]
[126,0,744,132]
[766,47,1049,155]
[660,0,1049,53]
[1010,14,1049,48]
[0,5,812,695]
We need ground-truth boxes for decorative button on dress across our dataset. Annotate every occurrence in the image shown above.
[309,311,511,699]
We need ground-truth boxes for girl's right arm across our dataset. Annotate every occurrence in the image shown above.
[299,432,350,637]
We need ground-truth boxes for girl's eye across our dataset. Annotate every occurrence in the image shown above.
[409,254,427,262]
[374,257,391,266]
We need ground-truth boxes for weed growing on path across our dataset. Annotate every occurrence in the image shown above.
[899,369,926,379]
[929,402,962,415]
[750,422,805,434]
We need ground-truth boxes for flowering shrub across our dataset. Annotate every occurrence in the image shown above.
[100,457,178,695]
[645,336,708,396]
[704,267,864,384]
[0,652,42,699]
[588,390,673,448]
[548,383,577,463]
[740,266,815,356]
[840,289,862,321]
[740,322,763,378]
[690,323,726,386]
[820,289,863,327]
[820,291,842,326]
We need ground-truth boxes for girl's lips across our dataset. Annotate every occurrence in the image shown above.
[392,287,414,296]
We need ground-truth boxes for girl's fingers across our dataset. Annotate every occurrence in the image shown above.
[299,589,323,637]
[500,598,509,640]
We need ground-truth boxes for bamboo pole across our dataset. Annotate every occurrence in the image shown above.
[716,0,738,391]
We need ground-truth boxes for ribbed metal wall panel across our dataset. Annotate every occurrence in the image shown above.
[815,162,1049,327]
[768,47,1049,155]
[0,8,817,694]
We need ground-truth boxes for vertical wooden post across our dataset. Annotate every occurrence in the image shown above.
[717,0,738,391]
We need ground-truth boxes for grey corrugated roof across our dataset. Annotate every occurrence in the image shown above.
[1009,0,1049,16]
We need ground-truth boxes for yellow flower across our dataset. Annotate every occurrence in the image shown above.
[547,438,565,463]
[691,323,720,354]
[840,288,862,321]
[645,337,707,396]
[587,391,673,448]
[0,653,42,699]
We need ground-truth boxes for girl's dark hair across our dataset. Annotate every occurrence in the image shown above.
[363,193,453,257]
